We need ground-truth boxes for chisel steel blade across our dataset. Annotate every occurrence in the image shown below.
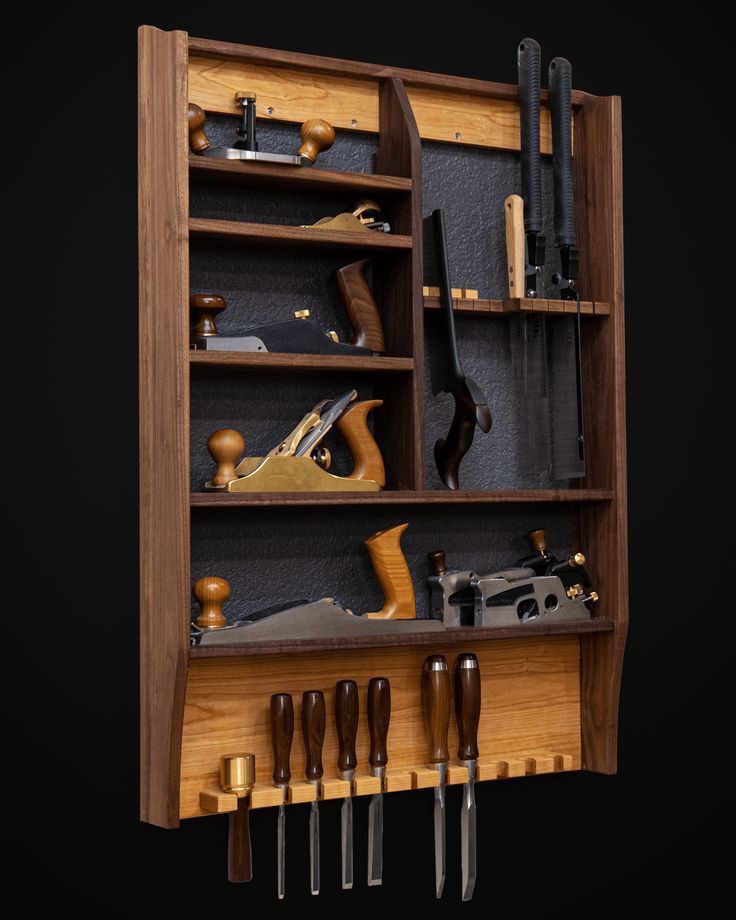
[277,804,286,899]
[460,777,477,901]
[341,796,354,889]
[309,800,320,895]
[433,781,447,898]
[367,792,384,886]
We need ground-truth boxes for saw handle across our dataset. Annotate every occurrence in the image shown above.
[298,119,335,163]
[335,680,359,774]
[335,259,386,353]
[364,523,416,619]
[335,399,385,487]
[422,655,451,765]
[454,653,481,762]
[367,677,391,772]
[190,293,226,337]
[193,576,230,629]
[301,690,326,783]
[434,390,492,491]
[270,693,294,787]
[549,57,576,248]
[188,103,211,153]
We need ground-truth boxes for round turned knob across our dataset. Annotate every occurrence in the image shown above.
[193,576,230,629]
[191,293,227,337]
[526,528,548,554]
[569,552,586,567]
[188,103,211,153]
[220,752,256,796]
[427,550,447,577]
[298,119,336,163]
[207,429,245,487]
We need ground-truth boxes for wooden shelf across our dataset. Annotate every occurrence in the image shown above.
[190,218,413,251]
[190,488,614,508]
[189,155,412,195]
[190,617,614,658]
[424,295,611,316]
[189,351,414,373]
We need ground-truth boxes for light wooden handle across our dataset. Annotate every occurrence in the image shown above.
[207,429,245,487]
[188,103,211,153]
[298,119,335,163]
[190,293,227,337]
[504,194,525,298]
[334,399,385,486]
[193,576,230,629]
[364,523,416,619]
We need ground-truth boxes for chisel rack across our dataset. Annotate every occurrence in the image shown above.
[139,25,627,830]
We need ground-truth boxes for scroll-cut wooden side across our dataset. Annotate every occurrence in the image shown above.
[187,54,557,153]
[138,25,191,830]
[179,637,581,818]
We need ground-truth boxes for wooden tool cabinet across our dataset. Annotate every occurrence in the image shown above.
[139,25,626,829]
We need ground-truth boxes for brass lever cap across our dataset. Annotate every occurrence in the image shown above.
[220,753,256,796]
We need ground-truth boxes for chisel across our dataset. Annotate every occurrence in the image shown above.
[335,679,359,889]
[270,693,294,900]
[455,653,481,901]
[422,655,451,898]
[367,676,391,886]
[301,690,325,895]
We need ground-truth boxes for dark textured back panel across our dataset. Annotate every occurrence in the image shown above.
[190,504,573,622]
[189,120,576,602]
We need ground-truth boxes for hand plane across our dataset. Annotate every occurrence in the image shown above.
[190,261,385,356]
[188,96,335,167]
[426,528,598,629]
[303,200,390,233]
[205,389,385,493]
[190,523,443,645]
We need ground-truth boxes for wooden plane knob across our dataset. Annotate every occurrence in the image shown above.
[207,429,245,487]
[191,293,227,336]
[526,528,548,554]
[427,551,447,577]
[193,576,230,629]
[188,102,211,153]
[298,119,335,163]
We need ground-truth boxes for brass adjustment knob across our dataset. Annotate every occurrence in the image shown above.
[191,293,227,336]
[193,576,230,629]
[589,591,599,603]
[220,753,256,796]
[294,309,310,320]
[427,550,447,577]
[526,528,547,554]
[235,91,257,102]
[207,429,245,487]
[566,584,584,599]
[311,446,331,470]
[569,552,586,567]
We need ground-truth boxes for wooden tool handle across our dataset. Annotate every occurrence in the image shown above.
[335,259,386,353]
[228,797,252,883]
[270,693,294,786]
[364,523,416,619]
[298,119,335,163]
[434,390,490,491]
[192,576,230,629]
[188,103,211,153]
[190,293,227,337]
[422,655,451,765]
[427,551,447,577]
[367,677,391,770]
[454,653,481,762]
[207,429,245,487]
[335,680,359,773]
[335,399,385,486]
[301,690,326,782]
[527,529,547,553]
[504,194,526,298]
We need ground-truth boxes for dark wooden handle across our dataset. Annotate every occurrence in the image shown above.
[454,653,481,761]
[188,103,211,153]
[298,118,336,162]
[367,677,391,769]
[422,655,451,765]
[301,690,326,782]
[427,551,447,576]
[270,693,294,786]
[434,390,480,491]
[335,680,359,772]
[190,293,227,337]
[228,797,252,883]
[335,259,386,353]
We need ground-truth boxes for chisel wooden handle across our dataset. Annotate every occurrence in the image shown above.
[302,690,326,782]
[335,259,386,353]
[335,680,359,774]
[367,677,391,772]
[422,655,451,765]
[454,653,481,762]
[270,693,294,787]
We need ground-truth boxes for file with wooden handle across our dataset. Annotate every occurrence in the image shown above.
[335,680,359,889]
[422,655,451,898]
[455,653,481,901]
[367,677,391,886]
[302,690,325,895]
[270,693,294,900]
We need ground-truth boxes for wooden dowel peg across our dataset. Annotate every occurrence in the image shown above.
[207,429,245,487]
[193,576,230,629]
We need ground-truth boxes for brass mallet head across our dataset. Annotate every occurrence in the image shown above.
[220,753,256,797]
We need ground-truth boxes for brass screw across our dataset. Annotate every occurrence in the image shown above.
[589,591,599,603]
[294,309,310,320]
[351,118,358,127]
[570,552,586,567]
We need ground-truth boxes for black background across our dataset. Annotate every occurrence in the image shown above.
[10,6,731,916]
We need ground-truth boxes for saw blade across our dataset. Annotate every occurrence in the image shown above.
[549,312,585,478]
[511,312,552,474]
